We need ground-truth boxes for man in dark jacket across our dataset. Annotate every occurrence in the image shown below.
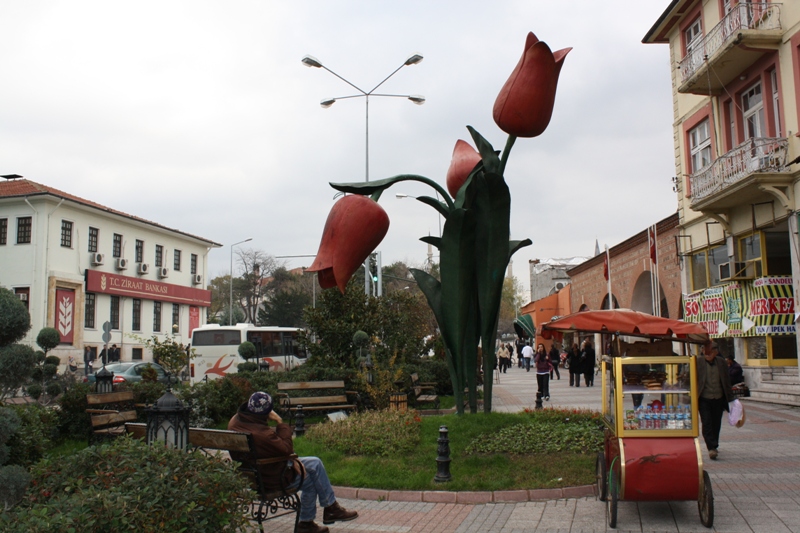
[228,392,358,533]
[581,340,596,387]
[726,354,744,386]
[548,343,561,381]
[697,342,734,460]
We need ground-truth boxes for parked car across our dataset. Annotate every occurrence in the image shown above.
[83,362,170,385]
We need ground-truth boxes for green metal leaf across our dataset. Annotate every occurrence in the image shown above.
[509,239,532,259]
[330,174,454,210]
[420,236,442,249]
[467,126,501,174]
[414,195,450,218]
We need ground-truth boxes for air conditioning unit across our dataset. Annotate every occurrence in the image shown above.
[192,274,203,285]
[554,281,566,291]
[115,258,129,271]
[17,293,27,302]
[158,267,169,279]
[719,261,755,281]
[137,263,150,275]
[91,253,105,266]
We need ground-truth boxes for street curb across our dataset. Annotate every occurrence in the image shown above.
[332,484,597,503]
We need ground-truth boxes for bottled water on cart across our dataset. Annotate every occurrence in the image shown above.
[667,406,676,429]
[684,407,692,430]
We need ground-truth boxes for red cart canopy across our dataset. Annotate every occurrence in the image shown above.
[539,309,708,343]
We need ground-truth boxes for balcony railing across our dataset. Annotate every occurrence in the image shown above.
[680,3,781,84]
[690,137,788,203]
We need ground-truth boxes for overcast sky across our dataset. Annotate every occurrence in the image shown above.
[1,1,675,301]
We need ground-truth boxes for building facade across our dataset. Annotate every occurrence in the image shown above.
[644,1,800,373]
[0,177,219,368]
[528,257,588,304]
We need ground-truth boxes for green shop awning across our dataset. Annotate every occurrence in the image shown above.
[514,314,536,339]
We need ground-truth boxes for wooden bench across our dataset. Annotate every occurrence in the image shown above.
[276,380,360,421]
[126,423,304,533]
[86,390,138,443]
[410,373,440,410]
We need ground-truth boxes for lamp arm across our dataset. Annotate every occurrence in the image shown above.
[320,65,367,95]
[367,62,408,94]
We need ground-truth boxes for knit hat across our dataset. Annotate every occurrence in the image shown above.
[247,392,273,415]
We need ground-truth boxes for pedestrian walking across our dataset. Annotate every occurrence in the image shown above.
[83,346,94,375]
[496,344,510,374]
[534,343,552,400]
[548,343,561,380]
[697,342,734,460]
[567,343,581,387]
[581,340,596,386]
[521,342,534,372]
[516,339,525,368]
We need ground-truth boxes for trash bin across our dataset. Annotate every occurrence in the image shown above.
[389,392,407,412]
[258,360,270,372]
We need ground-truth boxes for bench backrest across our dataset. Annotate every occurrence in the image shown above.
[283,395,350,406]
[91,410,138,428]
[125,423,253,454]
[277,381,345,392]
[87,390,135,405]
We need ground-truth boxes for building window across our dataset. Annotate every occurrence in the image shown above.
[132,347,143,361]
[85,293,96,329]
[110,296,120,329]
[689,119,712,173]
[707,245,727,286]
[174,250,181,271]
[17,217,32,244]
[132,298,142,331]
[172,304,180,333]
[727,100,736,149]
[742,81,764,140]
[191,254,198,275]
[691,251,708,291]
[155,245,163,267]
[771,70,781,137]
[113,234,123,258]
[60,220,73,248]
[0,218,7,245]
[14,288,30,311]
[88,227,99,253]
[684,17,703,57]
[153,301,162,332]
[135,239,144,263]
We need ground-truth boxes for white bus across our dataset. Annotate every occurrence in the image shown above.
[189,323,308,383]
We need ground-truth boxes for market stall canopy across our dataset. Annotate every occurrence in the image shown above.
[539,309,709,343]
[514,314,536,339]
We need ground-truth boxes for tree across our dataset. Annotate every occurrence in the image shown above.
[498,276,525,335]
[0,288,30,347]
[35,328,60,355]
[258,288,311,327]
[0,345,36,401]
[139,335,196,378]
[235,249,281,325]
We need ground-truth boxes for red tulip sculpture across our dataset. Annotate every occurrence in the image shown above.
[308,32,569,413]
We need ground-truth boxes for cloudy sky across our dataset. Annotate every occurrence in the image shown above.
[1,1,676,301]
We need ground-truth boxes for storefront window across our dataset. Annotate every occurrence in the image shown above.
[771,335,798,361]
[708,245,728,286]
[691,251,708,291]
[764,231,791,275]
[746,337,767,359]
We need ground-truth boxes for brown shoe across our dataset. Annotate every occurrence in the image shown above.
[709,449,718,460]
[296,521,329,533]
[323,501,358,525]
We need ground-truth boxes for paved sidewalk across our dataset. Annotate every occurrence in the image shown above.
[262,365,800,532]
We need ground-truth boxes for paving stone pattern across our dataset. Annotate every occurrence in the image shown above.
[259,366,800,532]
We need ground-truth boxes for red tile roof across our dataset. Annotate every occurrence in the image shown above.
[0,178,221,246]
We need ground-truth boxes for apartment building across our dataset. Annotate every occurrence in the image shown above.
[0,176,220,366]
[644,1,799,377]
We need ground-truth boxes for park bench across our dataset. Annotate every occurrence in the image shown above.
[126,423,304,533]
[410,373,440,411]
[276,380,360,421]
[86,390,138,443]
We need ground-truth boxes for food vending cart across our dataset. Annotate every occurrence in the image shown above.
[540,309,713,529]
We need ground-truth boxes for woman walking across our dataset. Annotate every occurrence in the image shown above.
[534,343,553,401]
[581,340,596,387]
[567,342,582,387]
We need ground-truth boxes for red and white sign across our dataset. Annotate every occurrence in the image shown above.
[55,288,75,344]
[189,306,200,337]
[85,270,211,307]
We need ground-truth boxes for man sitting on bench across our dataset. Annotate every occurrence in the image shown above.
[228,392,358,533]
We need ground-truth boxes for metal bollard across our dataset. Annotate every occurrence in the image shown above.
[434,425,452,483]
[294,405,305,437]
[535,392,543,410]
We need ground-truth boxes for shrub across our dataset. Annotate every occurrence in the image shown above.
[0,287,30,347]
[5,404,59,467]
[45,382,62,398]
[56,382,92,439]
[25,384,42,400]
[1,436,252,532]
[0,344,36,401]
[35,329,61,355]
[128,380,166,408]
[237,362,258,373]
[238,341,256,361]
[44,355,61,367]
[139,364,159,383]
[306,409,422,456]
[0,464,29,511]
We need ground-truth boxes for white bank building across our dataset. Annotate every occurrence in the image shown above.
[0,176,220,368]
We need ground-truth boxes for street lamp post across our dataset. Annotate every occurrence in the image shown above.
[303,53,424,294]
[396,193,442,271]
[229,238,252,326]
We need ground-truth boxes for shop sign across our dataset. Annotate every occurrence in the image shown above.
[682,277,795,338]
[55,288,75,344]
[85,270,211,307]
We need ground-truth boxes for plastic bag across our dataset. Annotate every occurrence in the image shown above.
[728,399,745,427]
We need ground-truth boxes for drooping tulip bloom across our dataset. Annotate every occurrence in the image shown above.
[493,32,571,138]
[307,195,390,293]
[446,139,481,198]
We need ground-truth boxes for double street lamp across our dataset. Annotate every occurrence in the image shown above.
[229,238,252,325]
[302,53,425,295]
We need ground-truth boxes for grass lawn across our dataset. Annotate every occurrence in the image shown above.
[293,411,599,492]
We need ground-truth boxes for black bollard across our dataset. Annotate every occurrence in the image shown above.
[294,405,305,437]
[434,425,452,483]
[535,392,543,410]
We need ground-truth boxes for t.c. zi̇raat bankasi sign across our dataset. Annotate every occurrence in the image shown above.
[683,276,795,337]
[85,270,211,307]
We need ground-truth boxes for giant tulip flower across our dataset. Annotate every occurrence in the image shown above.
[307,195,389,293]
[446,139,481,198]
[493,32,571,138]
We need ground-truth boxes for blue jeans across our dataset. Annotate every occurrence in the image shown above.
[288,456,336,522]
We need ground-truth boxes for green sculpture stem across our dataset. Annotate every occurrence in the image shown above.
[499,134,517,176]
[332,174,456,211]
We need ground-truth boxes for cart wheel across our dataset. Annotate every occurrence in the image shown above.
[698,470,714,528]
[596,452,607,502]
[607,469,618,528]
